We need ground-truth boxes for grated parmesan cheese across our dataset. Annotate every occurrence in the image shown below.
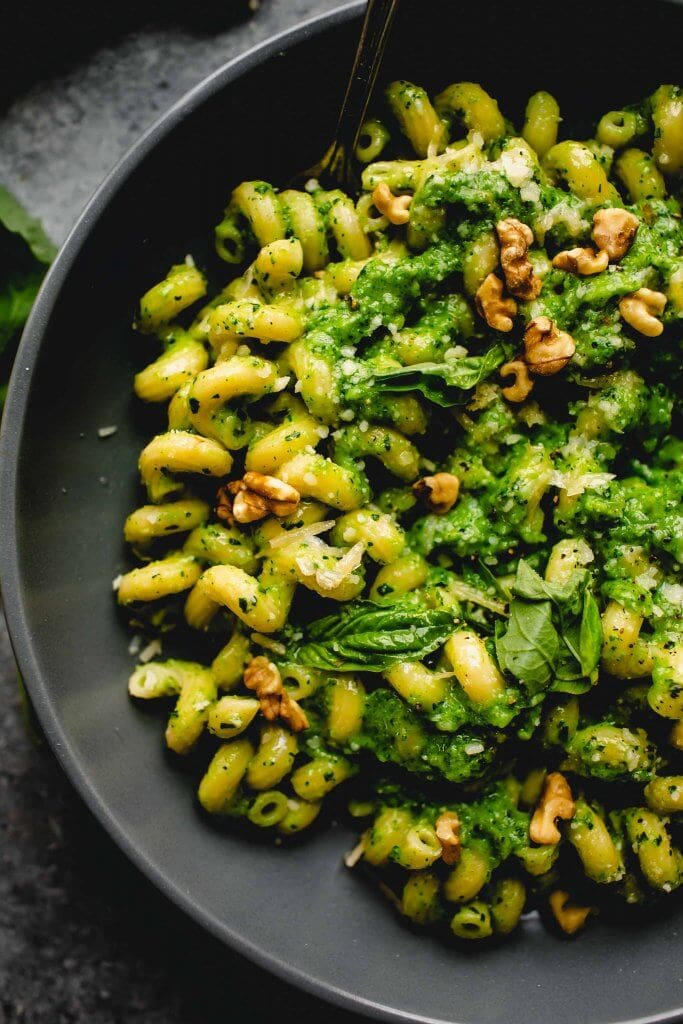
[344,840,365,868]
[269,520,335,549]
[520,181,541,203]
[311,542,365,591]
[535,202,586,244]
[550,470,615,497]
[499,146,535,187]
[447,580,507,615]
[443,345,468,362]
[250,632,287,655]
[634,568,660,591]
[659,582,683,607]
[127,635,142,655]
[138,639,162,663]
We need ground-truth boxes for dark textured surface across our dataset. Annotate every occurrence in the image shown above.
[0,3,357,1021]
[0,0,341,246]
[3,3,683,1022]
[0,615,356,1024]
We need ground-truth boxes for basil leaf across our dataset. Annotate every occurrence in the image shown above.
[495,600,559,694]
[513,559,583,610]
[0,265,44,352]
[370,345,507,408]
[0,186,55,398]
[549,676,593,695]
[0,185,56,266]
[294,599,454,672]
[474,557,512,602]
[578,588,603,677]
[552,622,593,693]
[557,619,583,675]
[503,560,601,695]
[552,579,601,689]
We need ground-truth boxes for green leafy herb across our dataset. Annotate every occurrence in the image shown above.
[0,186,56,265]
[368,345,507,407]
[0,265,46,352]
[512,559,581,606]
[0,185,55,406]
[291,599,454,672]
[495,599,559,694]
[578,589,603,677]
[495,560,601,696]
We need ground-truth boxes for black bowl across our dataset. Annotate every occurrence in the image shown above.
[2,3,682,1022]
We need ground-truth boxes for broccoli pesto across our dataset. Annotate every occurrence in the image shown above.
[121,78,683,945]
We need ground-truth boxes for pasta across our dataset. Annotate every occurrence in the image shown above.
[116,78,683,943]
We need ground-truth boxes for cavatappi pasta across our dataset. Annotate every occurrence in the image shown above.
[116,80,683,942]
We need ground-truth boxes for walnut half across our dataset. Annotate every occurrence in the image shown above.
[500,359,534,402]
[435,811,461,865]
[523,316,576,376]
[618,288,667,337]
[475,272,518,332]
[592,208,639,262]
[371,183,412,225]
[548,890,592,935]
[217,471,300,525]
[413,473,460,514]
[552,247,609,275]
[496,218,542,301]
[244,656,309,732]
[530,771,576,845]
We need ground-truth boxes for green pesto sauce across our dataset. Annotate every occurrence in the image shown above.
[345,688,497,784]
[376,779,530,863]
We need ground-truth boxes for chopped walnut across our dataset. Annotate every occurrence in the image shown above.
[435,811,461,865]
[618,287,667,337]
[496,218,542,300]
[500,359,534,402]
[216,471,300,525]
[475,273,518,332]
[592,208,639,262]
[244,656,309,732]
[548,890,592,935]
[412,472,460,514]
[530,771,576,845]
[552,247,609,275]
[216,483,239,523]
[371,182,412,225]
[523,316,576,376]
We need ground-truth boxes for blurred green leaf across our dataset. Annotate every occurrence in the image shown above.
[0,184,56,265]
[0,184,55,408]
[0,265,45,353]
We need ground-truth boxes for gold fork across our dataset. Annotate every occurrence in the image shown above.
[289,0,400,191]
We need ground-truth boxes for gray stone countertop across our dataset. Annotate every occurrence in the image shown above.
[0,3,364,1020]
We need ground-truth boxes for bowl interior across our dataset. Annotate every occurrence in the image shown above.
[3,2,683,1023]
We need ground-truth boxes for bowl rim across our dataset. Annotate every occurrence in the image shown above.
[1,4,682,1023]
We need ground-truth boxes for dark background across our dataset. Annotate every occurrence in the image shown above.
[0,3,362,1021]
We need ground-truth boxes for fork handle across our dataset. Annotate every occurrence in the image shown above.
[333,0,400,156]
